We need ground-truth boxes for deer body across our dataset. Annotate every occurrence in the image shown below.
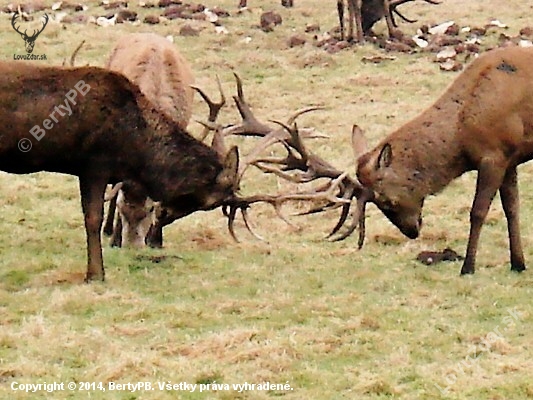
[357,46,533,274]
[0,62,238,281]
[105,33,196,248]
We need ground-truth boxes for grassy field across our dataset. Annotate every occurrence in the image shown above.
[1,0,533,399]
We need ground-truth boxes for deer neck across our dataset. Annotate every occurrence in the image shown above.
[389,93,471,200]
[126,104,222,204]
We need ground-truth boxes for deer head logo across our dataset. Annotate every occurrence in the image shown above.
[11,12,49,54]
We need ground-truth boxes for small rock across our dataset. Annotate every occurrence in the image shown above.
[287,34,306,47]
[439,59,463,72]
[143,14,160,24]
[260,10,282,32]
[179,23,200,36]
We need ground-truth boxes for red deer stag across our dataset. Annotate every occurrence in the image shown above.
[337,0,439,42]
[0,62,240,282]
[356,46,533,275]
[104,33,195,249]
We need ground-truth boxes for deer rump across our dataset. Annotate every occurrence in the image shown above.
[0,61,239,281]
[104,33,196,249]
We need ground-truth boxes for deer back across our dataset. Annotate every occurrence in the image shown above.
[106,33,195,130]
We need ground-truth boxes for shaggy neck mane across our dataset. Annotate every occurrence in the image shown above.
[126,90,223,203]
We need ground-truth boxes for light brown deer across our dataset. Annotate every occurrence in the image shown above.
[0,62,240,282]
[105,33,195,249]
[356,45,533,275]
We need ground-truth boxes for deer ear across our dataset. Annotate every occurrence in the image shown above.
[217,146,239,189]
[377,143,392,170]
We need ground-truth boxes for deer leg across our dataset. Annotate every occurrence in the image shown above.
[103,193,117,236]
[346,0,355,42]
[461,160,507,275]
[110,211,123,248]
[146,223,163,248]
[355,0,364,42]
[79,175,108,282]
[499,167,526,272]
[383,0,396,38]
[337,0,345,40]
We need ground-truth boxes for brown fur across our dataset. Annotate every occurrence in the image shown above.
[357,46,533,274]
[105,33,196,248]
[106,33,194,129]
[337,0,437,42]
[0,62,239,281]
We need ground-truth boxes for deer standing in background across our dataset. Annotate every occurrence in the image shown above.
[0,62,240,282]
[356,46,533,275]
[337,0,439,42]
[105,33,196,249]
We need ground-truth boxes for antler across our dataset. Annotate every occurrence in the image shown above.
[389,0,440,26]
[244,121,373,247]
[195,73,374,247]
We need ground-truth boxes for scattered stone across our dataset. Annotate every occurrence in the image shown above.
[179,23,200,36]
[143,14,160,24]
[116,9,137,23]
[260,10,282,32]
[435,46,457,61]
[416,248,464,266]
[287,34,306,48]
[520,27,533,37]
[439,59,463,72]
[305,23,320,33]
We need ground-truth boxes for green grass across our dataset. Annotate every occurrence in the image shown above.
[2,0,533,399]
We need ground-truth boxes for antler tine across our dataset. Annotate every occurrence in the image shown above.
[286,106,325,126]
[325,184,356,238]
[68,40,85,67]
[226,205,240,242]
[329,190,371,249]
[227,72,273,136]
[192,76,227,142]
[240,207,267,242]
[192,75,226,123]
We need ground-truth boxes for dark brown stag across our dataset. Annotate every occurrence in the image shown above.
[11,12,49,53]
[356,46,533,275]
[0,62,240,282]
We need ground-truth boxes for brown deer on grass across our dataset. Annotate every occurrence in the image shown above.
[356,45,533,275]
[104,33,196,249]
[0,62,241,282]
[337,0,439,42]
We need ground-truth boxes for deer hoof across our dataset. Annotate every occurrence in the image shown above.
[510,263,526,272]
[460,265,475,275]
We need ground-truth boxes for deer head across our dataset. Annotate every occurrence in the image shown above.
[11,12,49,54]
[357,143,424,239]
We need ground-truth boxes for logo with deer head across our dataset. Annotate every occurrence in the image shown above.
[11,12,49,54]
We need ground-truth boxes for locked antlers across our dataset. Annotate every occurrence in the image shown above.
[195,73,374,247]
